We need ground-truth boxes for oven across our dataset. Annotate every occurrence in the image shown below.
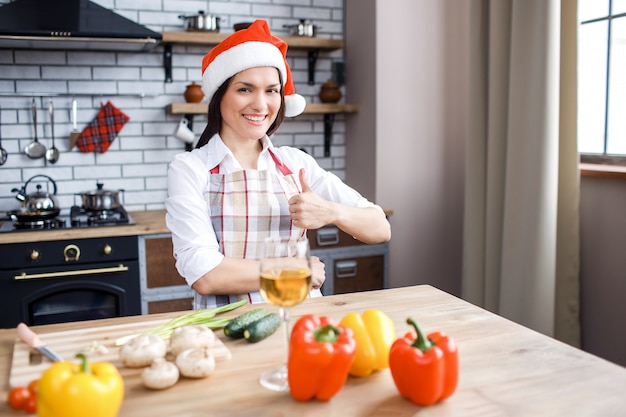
[0,235,141,328]
[0,207,141,329]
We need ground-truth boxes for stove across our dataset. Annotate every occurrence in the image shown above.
[0,205,135,233]
[69,205,134,227]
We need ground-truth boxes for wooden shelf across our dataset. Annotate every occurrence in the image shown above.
[167,102,359,116]
[160,31,344,50]
[304,103,359,114]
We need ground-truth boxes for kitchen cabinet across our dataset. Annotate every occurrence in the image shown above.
[309,226,389,295]
[138,233,194,314]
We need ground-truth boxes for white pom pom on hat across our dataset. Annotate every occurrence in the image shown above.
[201,19,306,118]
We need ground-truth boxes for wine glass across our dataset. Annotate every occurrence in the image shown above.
[258,236,312,392]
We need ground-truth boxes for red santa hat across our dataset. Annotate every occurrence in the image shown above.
[201,19,306,118]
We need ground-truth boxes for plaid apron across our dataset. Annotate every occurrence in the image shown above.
[193,149,306,309]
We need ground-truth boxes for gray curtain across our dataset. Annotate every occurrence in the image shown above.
[463,0,580,346]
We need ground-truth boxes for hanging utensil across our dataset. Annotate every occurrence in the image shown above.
[23,99,46,159]
[69,98,80,150]
[0,104,7,165]
[45,99,60,164]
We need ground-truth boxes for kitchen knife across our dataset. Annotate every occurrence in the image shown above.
[16,322,64,362]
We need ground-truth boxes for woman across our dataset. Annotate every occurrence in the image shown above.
[165,20,391,309]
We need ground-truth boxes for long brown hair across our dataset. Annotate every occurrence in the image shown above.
[195,69,286,149]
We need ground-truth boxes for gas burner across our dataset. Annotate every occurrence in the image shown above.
[13,218,66,230]
[88,209,116,218]
[70,205,133,227]
[0,206,135,233]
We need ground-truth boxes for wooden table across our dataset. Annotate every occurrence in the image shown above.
[1,285,625,416]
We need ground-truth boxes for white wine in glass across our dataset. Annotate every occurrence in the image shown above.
[258,236,312,392]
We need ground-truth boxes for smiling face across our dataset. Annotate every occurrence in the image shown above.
[219,66,283,145]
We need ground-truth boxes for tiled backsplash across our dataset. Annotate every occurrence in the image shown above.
[0,0,345,214]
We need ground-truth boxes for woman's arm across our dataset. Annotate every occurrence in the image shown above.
[191,257,260,295]
[289,169,391,244]
[191,256,326,295]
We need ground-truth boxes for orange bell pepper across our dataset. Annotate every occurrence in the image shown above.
[339,309,396,377]
[287,314,356,401]
[389,318,459,406]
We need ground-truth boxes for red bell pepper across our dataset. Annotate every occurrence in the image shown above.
[389,318,459,406]
[287,314,357,401]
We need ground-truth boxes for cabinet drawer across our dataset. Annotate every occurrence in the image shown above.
[147,298,193,314]
[145,237,184,288]
[331,255,385,294]
[308,226,363,250]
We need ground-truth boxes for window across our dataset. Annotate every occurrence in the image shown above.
[578,0,626,164]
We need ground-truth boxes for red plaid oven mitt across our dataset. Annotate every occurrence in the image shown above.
[76,101,130,153]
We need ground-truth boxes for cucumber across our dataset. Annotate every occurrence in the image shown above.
[243,313,281,343]
[224,308,268,339]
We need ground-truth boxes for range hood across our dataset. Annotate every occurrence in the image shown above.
[0,0,162,51]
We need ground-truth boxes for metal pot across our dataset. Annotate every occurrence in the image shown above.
[9,174,61,221]
[283,19,319,37]
[12,174,60,212]
[79,182,124,211]
[179,11,221,32]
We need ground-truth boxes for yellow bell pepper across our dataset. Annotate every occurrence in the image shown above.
[339,309,396,377]
[38,353,124,417]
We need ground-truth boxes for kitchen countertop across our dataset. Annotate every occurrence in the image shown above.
[0,210,169,244]
[1,285,625,416]
[0,208,393,245]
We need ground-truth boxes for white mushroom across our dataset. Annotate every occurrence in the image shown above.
[141,358,180,390]
[169,325,216,356]
[119,334,167,368]
[175,346,216,378]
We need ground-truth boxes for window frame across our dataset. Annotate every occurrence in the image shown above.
[578,2,626,165]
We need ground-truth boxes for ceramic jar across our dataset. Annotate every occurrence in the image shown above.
[184,81,204,103]
[318,79,342,103]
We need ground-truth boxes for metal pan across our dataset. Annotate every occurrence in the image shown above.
[24,99,46,159]
[8,207,61,222]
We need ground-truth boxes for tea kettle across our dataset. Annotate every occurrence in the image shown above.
[12,174,60,212]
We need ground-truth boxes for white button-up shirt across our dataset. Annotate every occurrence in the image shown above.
[165,134,383,287]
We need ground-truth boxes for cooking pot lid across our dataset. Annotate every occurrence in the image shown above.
[84,182,118,195]
[179,10,218,18]
[28,184,55,198]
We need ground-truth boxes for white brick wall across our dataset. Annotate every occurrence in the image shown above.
[0,0,346,214]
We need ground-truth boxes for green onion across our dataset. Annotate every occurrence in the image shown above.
[114,299,247,346]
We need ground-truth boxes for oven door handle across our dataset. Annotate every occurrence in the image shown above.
[14,264,129,280]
